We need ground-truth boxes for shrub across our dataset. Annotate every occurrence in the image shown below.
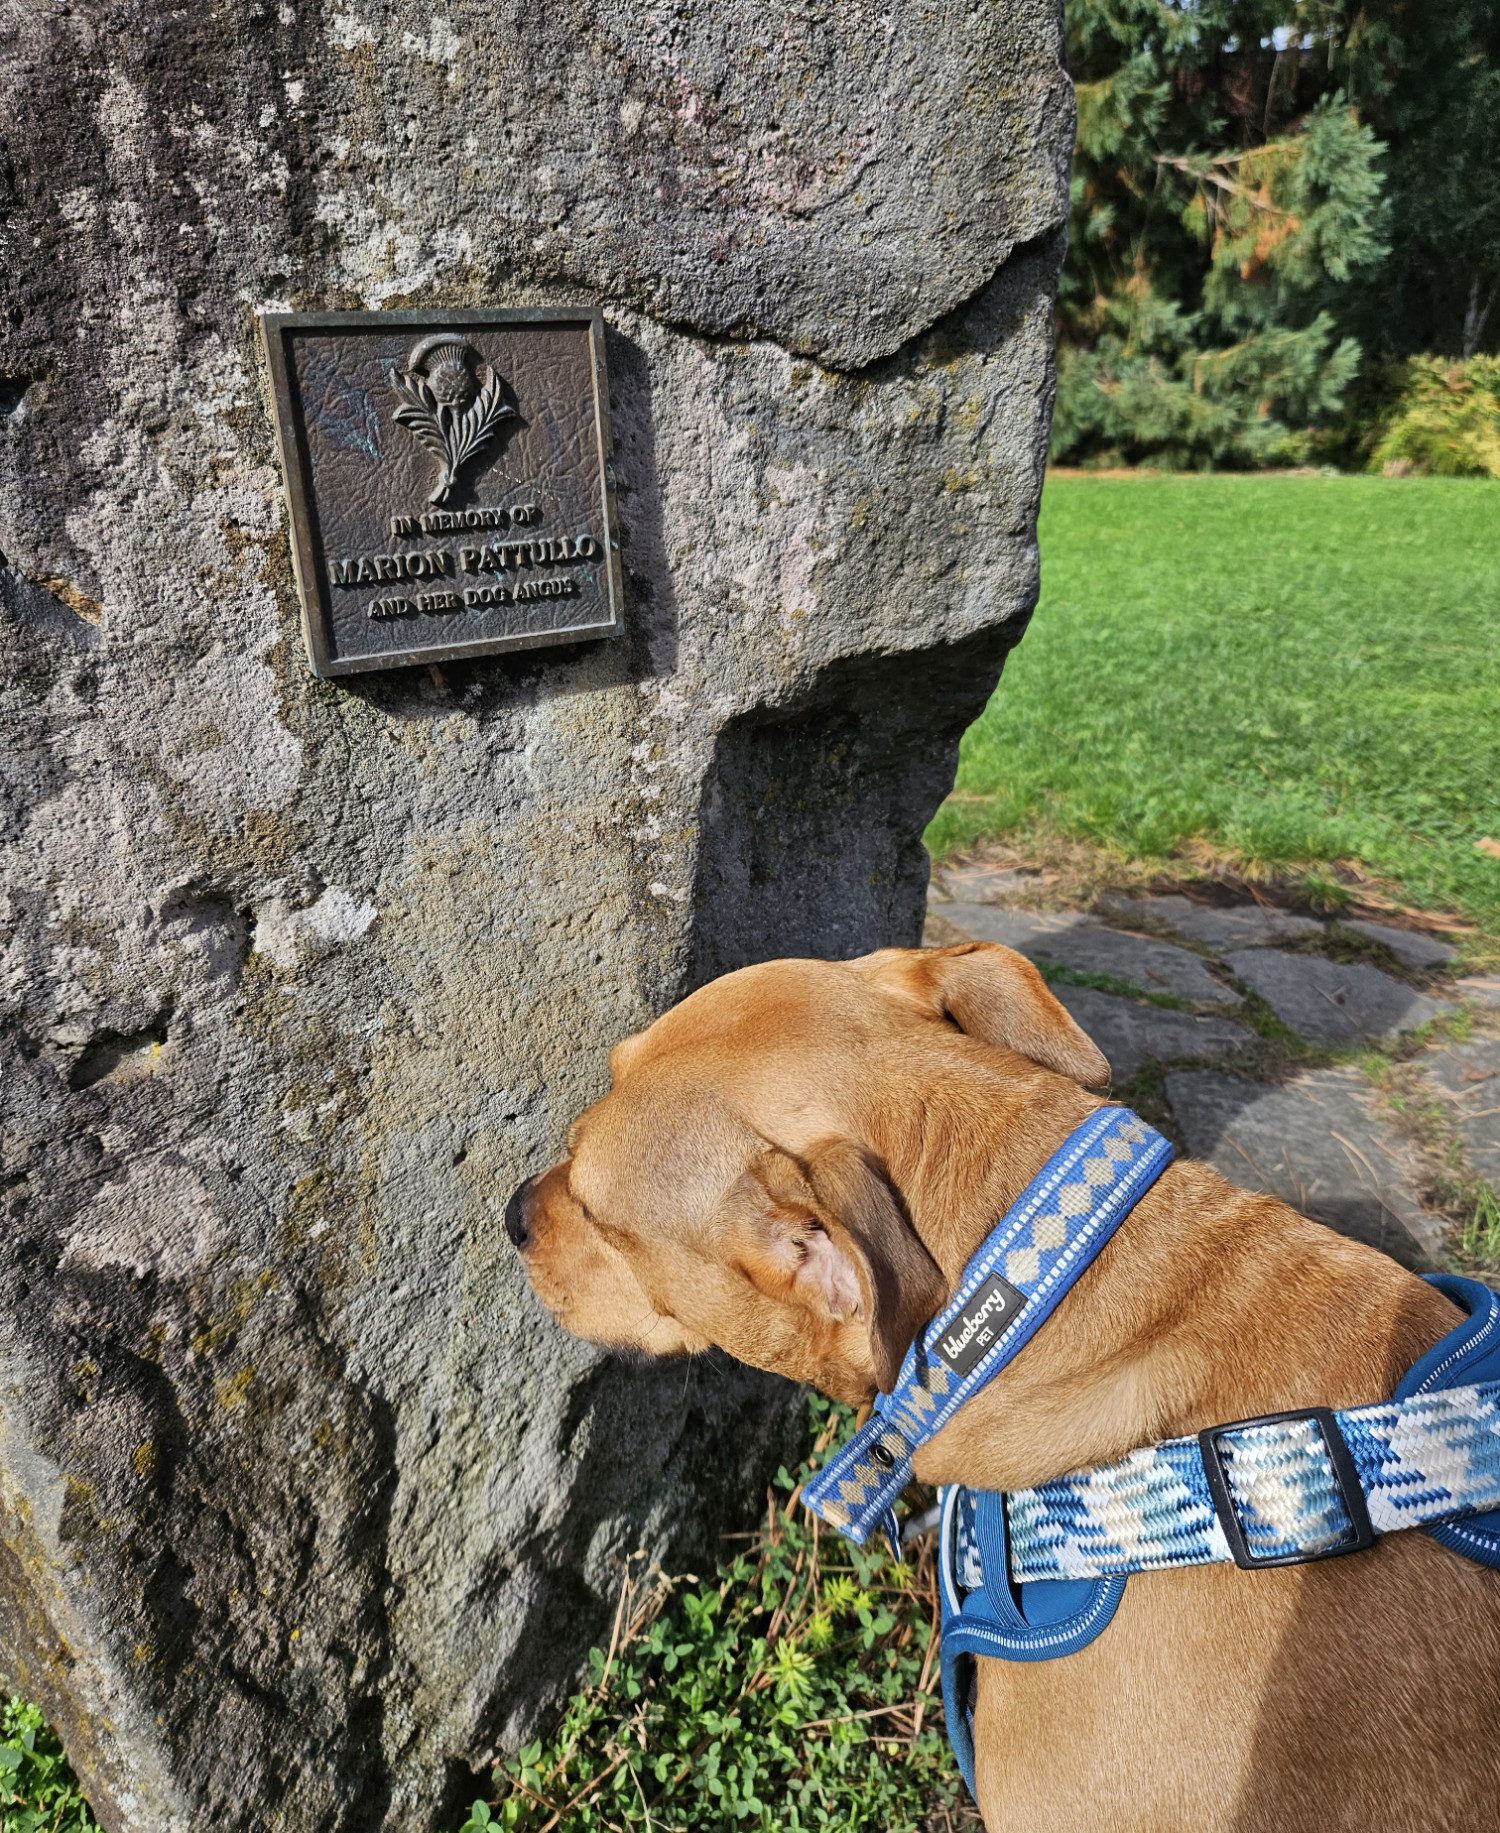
[1369,356,1500,477]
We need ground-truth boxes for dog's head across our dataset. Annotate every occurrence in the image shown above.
[508,943,1109,1405]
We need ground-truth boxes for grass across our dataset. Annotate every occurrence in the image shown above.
[1460,1185,1500,1269]
[1377,1055,1500,1281]
[456,1396,966,1833]
[927,476,1500,939]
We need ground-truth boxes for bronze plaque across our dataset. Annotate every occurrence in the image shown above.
[260,308,622,677]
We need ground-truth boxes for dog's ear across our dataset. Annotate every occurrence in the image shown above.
[852,942,1110,1086]
[730,1142,947,1393]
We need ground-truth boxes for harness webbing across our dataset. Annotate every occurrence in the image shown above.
[794,1098,1500,1805]
[936,1276,1500,1799]
[1005,1378,1500,1579]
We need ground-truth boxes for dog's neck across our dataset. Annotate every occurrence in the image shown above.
[873,1057,1462,1496]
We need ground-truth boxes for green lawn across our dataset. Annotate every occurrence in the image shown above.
[928,476,1500,936]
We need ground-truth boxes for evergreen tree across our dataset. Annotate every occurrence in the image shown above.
[1339,0,1500,360]
[1055,0,1500,467]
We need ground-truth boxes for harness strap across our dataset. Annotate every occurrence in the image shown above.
[938,1484,1127,1796]
[1002,1380,1500,1578]
[936,1278,1500,1797]
[1004,1278,1500,1579]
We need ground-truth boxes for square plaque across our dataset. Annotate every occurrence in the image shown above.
[260,307,622,677]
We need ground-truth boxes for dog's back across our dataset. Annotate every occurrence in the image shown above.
[974,1527,1500,1832]
[510,944,1500,1829]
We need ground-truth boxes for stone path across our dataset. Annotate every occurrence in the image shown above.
[929,867,1497,1269]
[1419,1037,1500,1186]
[1223,948,1454,1043]
[1164,1067,1443,1268]
[1047,986,1251,1081]
[946,902,1244,1005]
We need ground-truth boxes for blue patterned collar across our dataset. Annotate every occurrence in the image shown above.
[801,1107,1174,1550]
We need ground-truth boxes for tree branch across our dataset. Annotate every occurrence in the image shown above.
[1153,152,1294,215]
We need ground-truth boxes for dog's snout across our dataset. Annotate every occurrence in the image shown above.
[505,1178,534,1251]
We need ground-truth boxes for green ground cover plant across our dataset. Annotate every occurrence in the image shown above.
[928,475,1500,938]
[5,1398,962,1833]
[0,1697,98,1833]
[456,1397,965,1833]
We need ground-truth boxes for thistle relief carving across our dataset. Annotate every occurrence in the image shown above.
[390,334,517,504]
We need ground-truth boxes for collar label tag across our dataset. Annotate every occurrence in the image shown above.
[934,1272,1026,1379]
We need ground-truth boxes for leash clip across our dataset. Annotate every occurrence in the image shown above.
[1199,1406,1376,1570]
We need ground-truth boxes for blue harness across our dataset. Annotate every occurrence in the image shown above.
[800,1108,1500,1797]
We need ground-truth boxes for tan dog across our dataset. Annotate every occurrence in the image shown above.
[507,943,1500,1831]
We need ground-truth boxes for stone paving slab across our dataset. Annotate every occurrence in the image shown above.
[1051,985,1251,1082]
[1039,926,1244,1006]
[1104,893,1321,950]
[946,903,1242,1004]
[1164,1068,1443,1268]
[1224,948,1456,1042]
[933,866,1039,904]
[1340,919,1456,968]
[940,903,1089,947]
[1418,1037,1500,1186]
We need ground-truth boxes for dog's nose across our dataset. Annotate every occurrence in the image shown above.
[505,1178,533,1251]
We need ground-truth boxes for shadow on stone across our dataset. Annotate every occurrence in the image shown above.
[1049,985,1251,1081]
[945,905,1242,1005]
[1103,893,1320,950]
[1224,949,1455,1043]
[689,628,1019,987]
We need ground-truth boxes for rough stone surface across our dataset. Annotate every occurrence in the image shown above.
[1224,949,1456,1042]
[1164,1069,1443,1267]
[1339,920,1456,968]
[0,8,1072,1832]
[1032,928,1241,1005]
[1419,1038,1500,1186]
[944,904,1240,1004]
[1049,986,1251,1083]
[2,0,1069,397]
[1104,894,1321,950]
[927,876,1478,1267]
[1457,978,1500,1010]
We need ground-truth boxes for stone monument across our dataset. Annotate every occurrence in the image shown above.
[0,3,1072,1828]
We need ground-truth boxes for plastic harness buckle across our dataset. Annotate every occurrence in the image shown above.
[1199,1406,1376,1570]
